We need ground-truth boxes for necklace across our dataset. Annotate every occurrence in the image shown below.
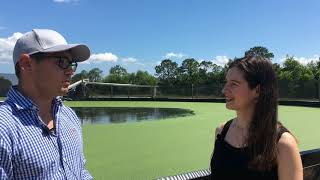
[231,119,248,148]
[233,118,249,130]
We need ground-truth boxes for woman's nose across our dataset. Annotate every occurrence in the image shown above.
[221,84,228,95]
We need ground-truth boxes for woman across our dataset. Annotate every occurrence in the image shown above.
[210,55,303,180]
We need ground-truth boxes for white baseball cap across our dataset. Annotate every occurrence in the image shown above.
[13,29,90,65]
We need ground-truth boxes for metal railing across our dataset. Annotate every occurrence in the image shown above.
[157,148,320,180]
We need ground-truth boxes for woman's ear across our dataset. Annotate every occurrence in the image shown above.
[254,84,260,98]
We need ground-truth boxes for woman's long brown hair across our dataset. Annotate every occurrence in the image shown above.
[229,55,280,171]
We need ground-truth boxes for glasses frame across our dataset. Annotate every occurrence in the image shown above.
[30,53,78,72]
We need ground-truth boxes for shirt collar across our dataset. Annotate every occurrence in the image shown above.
[6,85,63,111]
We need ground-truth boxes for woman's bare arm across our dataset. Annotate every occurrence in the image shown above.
[277,132,303,180]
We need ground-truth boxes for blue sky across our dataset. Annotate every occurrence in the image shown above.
[1,0,320,76]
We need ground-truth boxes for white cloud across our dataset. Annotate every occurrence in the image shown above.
[164,52,185,59]
[279,55,320,65]
[121,57,146,66]
[198,59,206,63]
[0,32,24,64]
[122,57,137,63]
[211,55,229,66]
[296,55,320,65]
[53,0,79,3]
[135,62,146,66]
[88,52,118,63]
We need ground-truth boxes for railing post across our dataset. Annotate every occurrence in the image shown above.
[128,87,130,98]
[191,84,194,99]
[111,85,113,98]
[82,83,86,99]
[153,86,157,99]
[318,79,320,101]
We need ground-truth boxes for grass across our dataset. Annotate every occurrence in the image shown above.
[65,101,320,180]
[0,97,5,101]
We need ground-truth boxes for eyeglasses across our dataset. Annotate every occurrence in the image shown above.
[30,53,78,71]
[49,56,78,72]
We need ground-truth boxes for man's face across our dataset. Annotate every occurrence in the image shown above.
[31,51,76,97]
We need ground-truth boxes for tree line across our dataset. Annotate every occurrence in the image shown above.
[0,77,11,97]
[71,65,157,86]
[70,46,320,99]
[1,46,320,99]
[75,47,318,83]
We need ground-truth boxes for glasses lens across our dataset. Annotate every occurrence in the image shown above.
[70,62,78,71]
[57,57,77,71]
[58,57,70,69]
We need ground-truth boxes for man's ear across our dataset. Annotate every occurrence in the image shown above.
[18,54,32,72]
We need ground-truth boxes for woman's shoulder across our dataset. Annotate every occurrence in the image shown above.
[277,132,303,179]
[215,122,226,137]
[277,132,300,164]
[215,119,234,137]
[277,132,298,150]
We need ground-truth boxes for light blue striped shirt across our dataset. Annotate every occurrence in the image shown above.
[0,86,92,179]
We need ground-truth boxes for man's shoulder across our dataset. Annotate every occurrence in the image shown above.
[59,104,81,126]
[0,102,16,133]
[60,104,76,115]
[0,101,14,116]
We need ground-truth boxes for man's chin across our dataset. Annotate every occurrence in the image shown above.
[60,88,69,96]
[226,104,235,110]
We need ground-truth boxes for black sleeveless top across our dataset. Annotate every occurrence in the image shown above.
[210,120,288,180]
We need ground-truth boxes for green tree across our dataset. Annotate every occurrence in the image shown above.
[306,59,320,80]
[280,56,313,81]
[133,70,157,85]
[88,68,103,82]
[245,46,274,59]
[110,65,127,76]
[198,61,223,84]
[179,58,200,85]
[155,59,178,86]
[198,61,212,84]
[71,70,89,83]
[278,55,314,98]
[272,63,281,75]
[105,65,129,83]
[0,77,12,97]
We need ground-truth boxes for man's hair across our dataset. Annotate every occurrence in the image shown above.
[15,62,21,79]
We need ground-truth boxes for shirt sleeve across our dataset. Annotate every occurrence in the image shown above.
[0,122,14,180]
[67,106,93,179]
[81,154,93,180]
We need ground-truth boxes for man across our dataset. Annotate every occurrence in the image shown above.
[0,29,93,179]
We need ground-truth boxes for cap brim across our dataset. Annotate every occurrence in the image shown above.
[41,44,90,62]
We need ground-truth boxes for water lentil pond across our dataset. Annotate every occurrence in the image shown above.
[66,101,320,180]
[73,107,195,124]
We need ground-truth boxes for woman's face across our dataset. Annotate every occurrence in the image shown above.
[222,67,259,111]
